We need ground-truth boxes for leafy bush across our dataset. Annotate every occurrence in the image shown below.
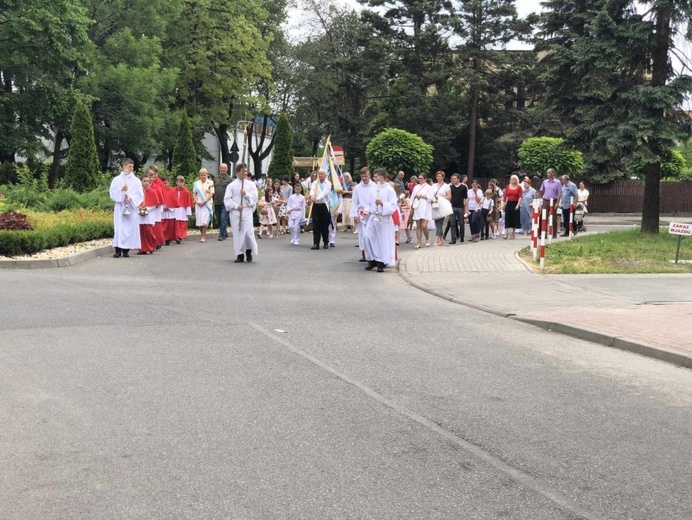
[0,221,113,256]
[365,128,434,175]
[172,110,199,181]
[0,211,32,230]
[518,137,584,177]
[0,162,18,185]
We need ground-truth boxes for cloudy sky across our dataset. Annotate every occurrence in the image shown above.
[285,0,541,45]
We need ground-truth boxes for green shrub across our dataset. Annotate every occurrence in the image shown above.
[0,162,18,185]
[43,188,82,211]
[518,137,584,177]
[267,113,294,179]
[0,221,113,256]
[365,128,434,175]
[64,101,101,192]
[172,110,199,182]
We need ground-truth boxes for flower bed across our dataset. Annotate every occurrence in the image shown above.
[0,210,113,257]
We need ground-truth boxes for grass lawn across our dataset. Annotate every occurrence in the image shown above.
[519,228,692,274]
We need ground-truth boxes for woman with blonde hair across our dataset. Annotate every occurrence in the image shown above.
[502,174,523,239]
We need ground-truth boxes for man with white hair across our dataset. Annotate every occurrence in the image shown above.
[309,169,332,250]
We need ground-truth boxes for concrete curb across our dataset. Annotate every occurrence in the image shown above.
[0,245,113,270]
[398,254,692,370]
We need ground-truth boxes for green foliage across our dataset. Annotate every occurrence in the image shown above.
[0,221,113,257]
[0,0,91,161]
[518,137,584,177]
[64,102,100,192]
[0,163,18,185]
[172,110,199,181]
[630,149,687,180]
[267,114,294,179]
[366,129,434,175]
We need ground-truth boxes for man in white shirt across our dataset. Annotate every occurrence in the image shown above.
[309,169,332,250]
[350,167,377,262]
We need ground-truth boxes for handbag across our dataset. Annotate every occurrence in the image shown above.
[431,194,453,220]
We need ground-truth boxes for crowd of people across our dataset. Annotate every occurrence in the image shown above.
[110,160,590,266]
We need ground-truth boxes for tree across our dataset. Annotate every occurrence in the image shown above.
[537,0,692,233]
[267,114,294,179]
[517,137,584,177]
[64,102,100,192]
[365,128,434,174]
[167,0,273,166]
[172,110,198,180]
[0,0,91,165]
[452,0,536,181]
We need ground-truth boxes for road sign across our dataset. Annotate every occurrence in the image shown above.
[669,222,692,236]
[669,222,691,264]
[332,145,344,157]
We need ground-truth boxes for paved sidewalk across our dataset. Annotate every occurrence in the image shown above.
[398,229,692,368]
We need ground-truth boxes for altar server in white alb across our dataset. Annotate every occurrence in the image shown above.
[350,167,377,262]
[286,183,306,245]
[109,158,144,258]
[224,163,259,263]
[363,168,398,273]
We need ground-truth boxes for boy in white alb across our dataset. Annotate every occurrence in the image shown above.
[109,158,143,258]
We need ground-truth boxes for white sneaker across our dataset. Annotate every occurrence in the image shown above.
[294,241,299,246]
[290,240,295,245]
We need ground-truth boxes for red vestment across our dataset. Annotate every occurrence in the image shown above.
[175,187,193,240]
[163,186,179,242]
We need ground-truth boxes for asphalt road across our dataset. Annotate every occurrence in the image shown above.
[1,233,691,520]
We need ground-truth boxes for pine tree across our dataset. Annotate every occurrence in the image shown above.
[171,110,198,181]
[64,101,100,192]
[267,113,294,180]
[538,0,692,232]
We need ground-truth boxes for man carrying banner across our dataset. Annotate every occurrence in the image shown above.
[309,169,332,250]
[224,163,259,263]
[350,167,376,262]
[363,168,397,273]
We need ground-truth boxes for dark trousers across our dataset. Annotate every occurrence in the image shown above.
[540,199,558,238]
[561,206,577,234]
[312,203,330,246]
[449,207,465,241]
[214,204,228,238]
[470,209,481,236]
[480,208,491,239]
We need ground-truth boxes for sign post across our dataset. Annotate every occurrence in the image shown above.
[668,222,692,264]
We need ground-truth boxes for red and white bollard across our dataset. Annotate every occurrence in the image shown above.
[540,208,547,270]
[569,196,574,240]
[531,199,540,261]
[548,198,554,244]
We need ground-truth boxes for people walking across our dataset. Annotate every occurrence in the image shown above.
[502,175,523,239]
[224,164,259,263]
[309,169,332,250]
[411,173,432,248]
[214,163,231,241]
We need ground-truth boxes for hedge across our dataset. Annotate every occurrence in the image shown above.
[0,221,113,257]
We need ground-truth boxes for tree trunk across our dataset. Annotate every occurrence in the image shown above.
[215,123,230,166]
[247,115,276,177]
[49,127,64,188]
[466,87,478,183]
[641,3,672,234]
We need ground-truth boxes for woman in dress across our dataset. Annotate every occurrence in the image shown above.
[431,170,451,246]
[341,172,355,232]
[520,176,536,235]
[411,173,433,248]
[502,174,523,239]
[193,168,215,243]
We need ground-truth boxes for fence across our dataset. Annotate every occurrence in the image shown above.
[472,178,692,214]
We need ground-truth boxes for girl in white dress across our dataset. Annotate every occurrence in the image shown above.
[258,185,278,238]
